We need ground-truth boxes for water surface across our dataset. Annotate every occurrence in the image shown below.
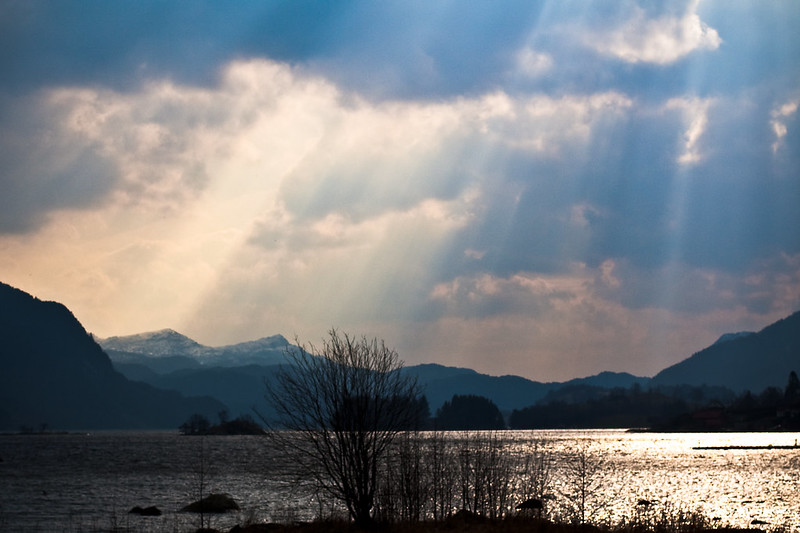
[0,430,797,531]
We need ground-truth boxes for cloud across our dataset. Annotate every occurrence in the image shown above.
[0,1,545,101]
[586,0,721,65]
[665,96,713,165]
[2,0,799,383]
[0,61,343,233]
[5,55,798,286]
[500,92,634,154]
[0,96,118,233]
[515,48,554,78]
[399,264,768,380]
[403,250,800,379]
[0,59,645,332]
[429,270,579,319]
[771,96,799,154]
[590,251,800,319]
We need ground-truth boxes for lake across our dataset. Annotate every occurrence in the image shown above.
[0,430,798,532]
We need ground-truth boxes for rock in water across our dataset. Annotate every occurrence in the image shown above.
[181,493,240,513]
[129,505,162,516]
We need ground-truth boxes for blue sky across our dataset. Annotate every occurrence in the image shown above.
[1,0,798,380]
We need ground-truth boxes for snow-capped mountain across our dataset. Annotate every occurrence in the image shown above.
[0,283,224,429]
[100,329,215,357]
[98,329,292,370]
[222,335,292,354]
[711,331,754,346]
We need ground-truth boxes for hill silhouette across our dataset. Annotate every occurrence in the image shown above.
[4,280,798,429]
[0,282,223,430]
[102,331,647,415]
[101,310,798,419]
[652,311,800,392]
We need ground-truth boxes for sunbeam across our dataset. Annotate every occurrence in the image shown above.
[0,0,797,380]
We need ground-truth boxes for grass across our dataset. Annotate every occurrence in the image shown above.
[225,512,778,533]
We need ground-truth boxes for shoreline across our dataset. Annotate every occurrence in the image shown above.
[692,444,800,450]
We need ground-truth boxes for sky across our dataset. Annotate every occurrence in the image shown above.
[1,1,799,382]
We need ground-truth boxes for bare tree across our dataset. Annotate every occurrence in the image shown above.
[426,431,456,520]
[455,431,516,518]
[516,437,552,518]
[264,329,422,527]
[557,437,606,525]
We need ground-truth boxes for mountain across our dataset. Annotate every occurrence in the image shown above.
[99,331,293,418]
[562,371,650,389]
[110,358,549,417]
[102,329,213,357]
[712,331,754,346]
[652,311,800,392]
[105,340,558,415]
[7,277,796,430]
[105,343,557,415]
[99,330,291,370]
[123,364,278,420]
[103,334,645,414]
[405,364,553,412]
[0,282,224,430]
[111,354,636,417]
[403,366,645,412]
[100,310,800,421]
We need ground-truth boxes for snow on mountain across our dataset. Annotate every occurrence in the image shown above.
[223,334,290,353]
[98,330,291,369]
[100,328,214,357]
[712,331,754,346]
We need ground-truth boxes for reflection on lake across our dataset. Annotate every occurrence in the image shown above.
[0,430,798,531]
[542,431,800,529]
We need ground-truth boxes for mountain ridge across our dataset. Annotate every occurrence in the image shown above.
[712,331,754,346]
[101,328,211,357]
[652,310,800,392]
[101,312,798,415]
[4,280,797,428]
[99,330,290,367]
[0,282,224,430]
[100,331,649,413]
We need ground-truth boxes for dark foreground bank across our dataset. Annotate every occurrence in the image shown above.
[208,513,779,533]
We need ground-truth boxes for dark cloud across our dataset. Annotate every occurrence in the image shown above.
[421,86,799,292]
[595,251,800,317]
[0,1,318,92]
[0,1,539,99]
[3,0,795,110]
[0,98,116,233]
[427,112,681,278]
[672,100,800,271]
[3,0,798,274]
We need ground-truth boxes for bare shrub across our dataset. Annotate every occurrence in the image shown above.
[452,431,518,518]
[620,500,715,533]
[513,437,553,518]
[556,437,608,525]
[375,431,555,523]
[425,430,457,520]
[376,431,427,522]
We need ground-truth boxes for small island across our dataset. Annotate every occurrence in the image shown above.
[179,412,265,436]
